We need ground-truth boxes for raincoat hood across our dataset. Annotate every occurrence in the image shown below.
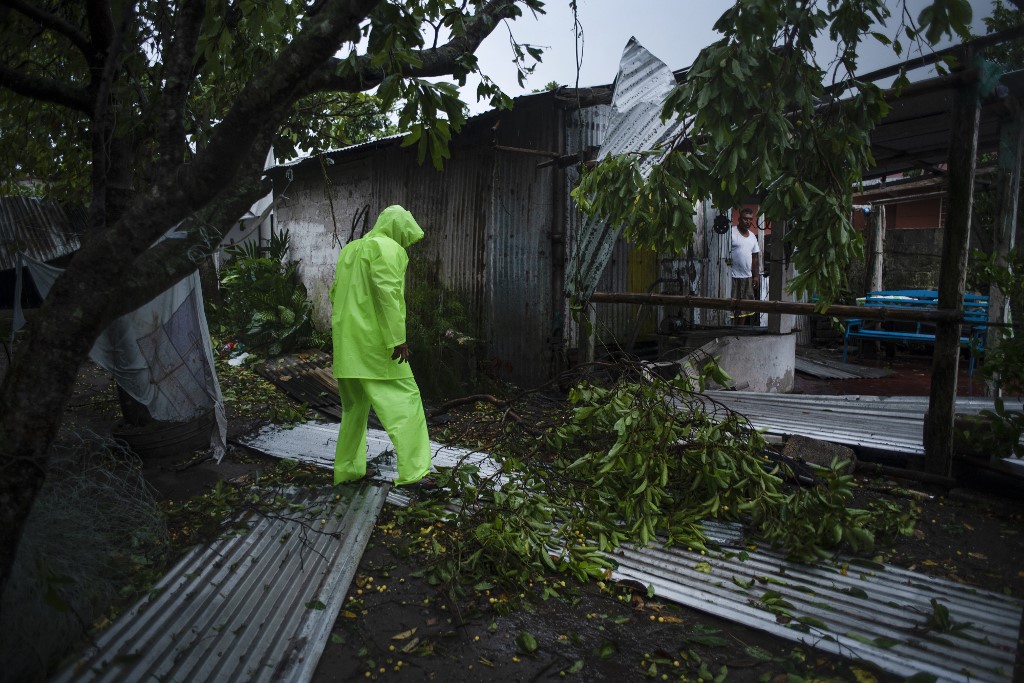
[365,205,424,248]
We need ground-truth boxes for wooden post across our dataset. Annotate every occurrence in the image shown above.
[922,69,982,477]
[868,205,886,293]
[985,105,1023,397]
[768,221,793,334]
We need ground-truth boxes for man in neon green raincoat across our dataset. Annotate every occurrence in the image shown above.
[330,205,432,485]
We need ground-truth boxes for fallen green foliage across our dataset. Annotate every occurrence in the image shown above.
[214,344,315,426]
[400,359,917,596]
[164,459,331,550]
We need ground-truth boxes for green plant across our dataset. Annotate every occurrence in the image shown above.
[210,230,319,356]
[967,248,1024,458]
[405,251,479,399]
[550,371,912,562]
[399,359,917,599]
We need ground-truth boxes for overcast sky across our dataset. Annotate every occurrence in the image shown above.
[462,0,999,113]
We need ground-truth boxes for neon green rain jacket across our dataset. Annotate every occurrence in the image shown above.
[330,205,424,379]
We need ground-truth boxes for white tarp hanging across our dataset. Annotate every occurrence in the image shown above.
[12,251,227,460]
[565,38,688,301]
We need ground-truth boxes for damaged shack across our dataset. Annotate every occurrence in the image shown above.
[266,41,771,390]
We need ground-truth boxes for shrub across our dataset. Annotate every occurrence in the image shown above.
[210,230,319,356]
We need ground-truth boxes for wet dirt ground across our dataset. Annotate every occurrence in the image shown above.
[309,348,1024,683]
[55,348,1024,682]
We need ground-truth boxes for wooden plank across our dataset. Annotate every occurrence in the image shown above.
[589,291,963,323]
[923,63,983,477]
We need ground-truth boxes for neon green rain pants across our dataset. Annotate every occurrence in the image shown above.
[334,376,432,485]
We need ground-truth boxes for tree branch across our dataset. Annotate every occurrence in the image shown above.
[85,0,115,55]
[0,62,92,111]
[301,0,524,95]
[155,0,207,166]
[0,0,96,61]
[183,0,381,206]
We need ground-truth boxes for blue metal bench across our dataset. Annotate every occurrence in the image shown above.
[842,289,989,375]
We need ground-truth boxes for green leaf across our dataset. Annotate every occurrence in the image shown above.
[796,615,829,630]
[743,645,776,661]
[515,631,538,654]
[686,633,729,647]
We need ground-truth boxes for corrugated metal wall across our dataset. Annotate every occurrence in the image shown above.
[276,95,563,387]
[275,90,726,385]
[0,196,85,270]
[563,104,644,351]
[701,202,732,327]
[368,140,494,331]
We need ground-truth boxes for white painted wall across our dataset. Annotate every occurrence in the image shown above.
[274,162,377,331]
[713,333,796,393]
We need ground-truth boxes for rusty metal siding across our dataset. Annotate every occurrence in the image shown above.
[485,100,562,383]
[0,197,85,269]
[563,104,626,350]
[274,91,645,385]
[378,142,493,330]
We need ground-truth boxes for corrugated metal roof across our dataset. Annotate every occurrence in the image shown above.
[699,391,1024,455]
[565,38,687,303]
[272,91,556,171]
[0,196,84,269]
[241,422,497,479]
[256,351,341,420]
[794,351,895,379]
[54,486,388,683]
[612,538,1021,683]
[861,68,1024,181]
[245,423,1022,682]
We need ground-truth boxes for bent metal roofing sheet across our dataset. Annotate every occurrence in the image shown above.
[53,485,388,683]
[243,422,1022,682]
[699,391,1024,456]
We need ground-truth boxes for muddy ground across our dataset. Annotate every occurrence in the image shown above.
[53,354,1024,682]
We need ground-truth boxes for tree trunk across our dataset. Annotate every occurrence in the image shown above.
[0,292,105,596]
[923,63,982,477]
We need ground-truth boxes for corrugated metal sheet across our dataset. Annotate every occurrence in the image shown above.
[240,422,497,480]
[239,422,500,509]
[0,196,85,269]
[244,423,1021,682]
[54,486,388,683]
[565,105,617,349]
[794,356,866,379]
[256,351,340,419]
[488,97,561,381]
[793,352,895,379]
[699,391,1024,455]
[612,539,1021,683]
[565,38,687,303]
